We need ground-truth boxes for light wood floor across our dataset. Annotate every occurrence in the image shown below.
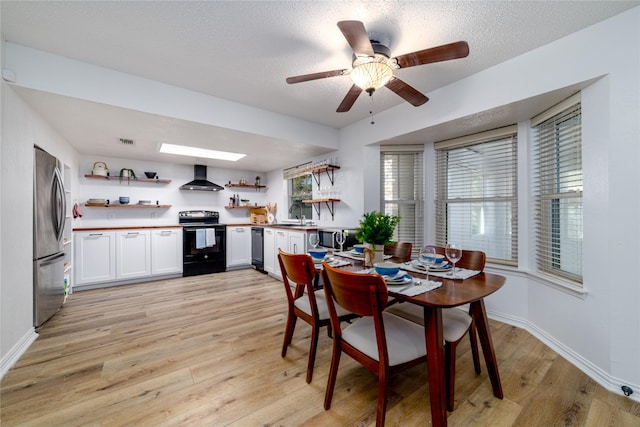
[2,269,639,426]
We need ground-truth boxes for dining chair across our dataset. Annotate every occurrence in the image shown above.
[321,262,427,427]
[277,249,354,383]
[383,241,413,262]
[385,245,486,411]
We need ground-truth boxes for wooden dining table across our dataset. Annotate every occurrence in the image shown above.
[330,254,506,427]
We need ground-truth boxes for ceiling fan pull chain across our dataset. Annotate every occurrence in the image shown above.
[370,94,375,125]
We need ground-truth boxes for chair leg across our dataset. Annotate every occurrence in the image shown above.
[445,341,457,412]
[306,324,320,383]
[376,371,389,427]
[324,340,342,410]
[281,312,297,357]
[469,321,481,374]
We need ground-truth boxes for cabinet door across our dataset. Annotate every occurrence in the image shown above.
[288,231,307,254]
[273,229,288,279]
[263,228,275,275]
[116,230,151,279]
[227,226,251,267]
[151,228,183,275]
[75,231,116,285]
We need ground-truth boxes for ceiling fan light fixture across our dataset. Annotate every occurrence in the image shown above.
[349,61,393,92]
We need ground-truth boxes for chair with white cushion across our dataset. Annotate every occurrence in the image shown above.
[321,262,427,426]
[385,246,486,411]
[278,249,353,383]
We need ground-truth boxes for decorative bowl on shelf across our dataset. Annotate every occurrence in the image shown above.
[144,172,157,179]
[119,196,130,204]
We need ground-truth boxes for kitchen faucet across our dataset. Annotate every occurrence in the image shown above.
[288,203,303,225]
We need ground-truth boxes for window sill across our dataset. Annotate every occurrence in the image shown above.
[486,263,588,299]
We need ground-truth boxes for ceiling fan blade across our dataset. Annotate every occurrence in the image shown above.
[393,41,470,69]
[336,84,363,112]
[286,69,348,84]
[385,77,429,107]
[337,20,374,58]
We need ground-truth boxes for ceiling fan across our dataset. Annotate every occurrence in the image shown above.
[286,20,470,112]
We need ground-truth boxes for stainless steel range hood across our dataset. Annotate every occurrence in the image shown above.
[180,165,224,191]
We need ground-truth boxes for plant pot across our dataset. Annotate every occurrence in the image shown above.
[364,243,384,267]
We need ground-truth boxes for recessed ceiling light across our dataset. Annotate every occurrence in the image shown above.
[159,143,246,161]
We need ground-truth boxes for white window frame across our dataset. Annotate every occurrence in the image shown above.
[380,145,424,254]
[531,93,583,284]
[434,126,518,265]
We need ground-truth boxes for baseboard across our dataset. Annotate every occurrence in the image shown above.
[488,310,640,403]
[0,328,38,380]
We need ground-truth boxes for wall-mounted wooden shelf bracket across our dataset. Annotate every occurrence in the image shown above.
[306,165,340,189]
[302,199,340,221]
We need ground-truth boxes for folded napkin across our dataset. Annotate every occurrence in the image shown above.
[400,262,480,280]
[428,267,480,280]
[393,280,443,296]
[327,259,351,268]
[205,229,216,247]
[334,251,393,261]
[315,258,351,268]
[196,229,206,249]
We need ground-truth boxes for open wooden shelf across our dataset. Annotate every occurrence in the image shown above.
[84,203,171,208]
[225,183,267,190]
[302,199,340,220]
[304,164,340,187]
[225,205,265,209]
[84,174,171,184]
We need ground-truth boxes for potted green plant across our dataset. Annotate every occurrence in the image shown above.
[119,168,136,185]
[355,211,400,266]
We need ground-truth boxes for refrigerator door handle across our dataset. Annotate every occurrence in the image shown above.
[40,252,66,266]
[52,167,66,242]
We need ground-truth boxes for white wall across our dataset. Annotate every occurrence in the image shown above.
[75,155,272,227]
[0,82,79,372]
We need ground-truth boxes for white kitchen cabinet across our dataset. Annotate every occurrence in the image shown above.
[75,231,116,285]
[226,226,251,268]
[116,230,151,280]
[267,228,310,280]
[75,227,182,289]
[288,230,307,254]
[272,228,289,279]
[151,228,183,275]
[263,227,276,275]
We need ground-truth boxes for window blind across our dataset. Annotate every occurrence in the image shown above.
[380,147,424,254]
[434,126,518,264]
[531,95,582,284]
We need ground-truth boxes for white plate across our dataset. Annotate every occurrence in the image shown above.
[411,260,451,271]
[386,276,413,286]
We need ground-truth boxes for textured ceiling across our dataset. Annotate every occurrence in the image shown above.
[2,1,638,170]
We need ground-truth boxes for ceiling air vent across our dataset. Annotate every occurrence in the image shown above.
[119,138,135,146]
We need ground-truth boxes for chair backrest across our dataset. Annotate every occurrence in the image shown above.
[321,262,390,359]
[426,245,486,271]
[278,249,318,309]
[384,242,413,262]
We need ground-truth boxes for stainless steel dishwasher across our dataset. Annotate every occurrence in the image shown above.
[251,227,264,272]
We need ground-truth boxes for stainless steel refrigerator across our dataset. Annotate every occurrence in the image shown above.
[33,146,67,328]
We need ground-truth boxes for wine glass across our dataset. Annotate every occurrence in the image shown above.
[445,243,463,279]
[308,233,319,249]
[419,246,437,281]
[335,231,346,253]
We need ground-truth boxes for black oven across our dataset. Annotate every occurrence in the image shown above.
[179,211,227,277]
